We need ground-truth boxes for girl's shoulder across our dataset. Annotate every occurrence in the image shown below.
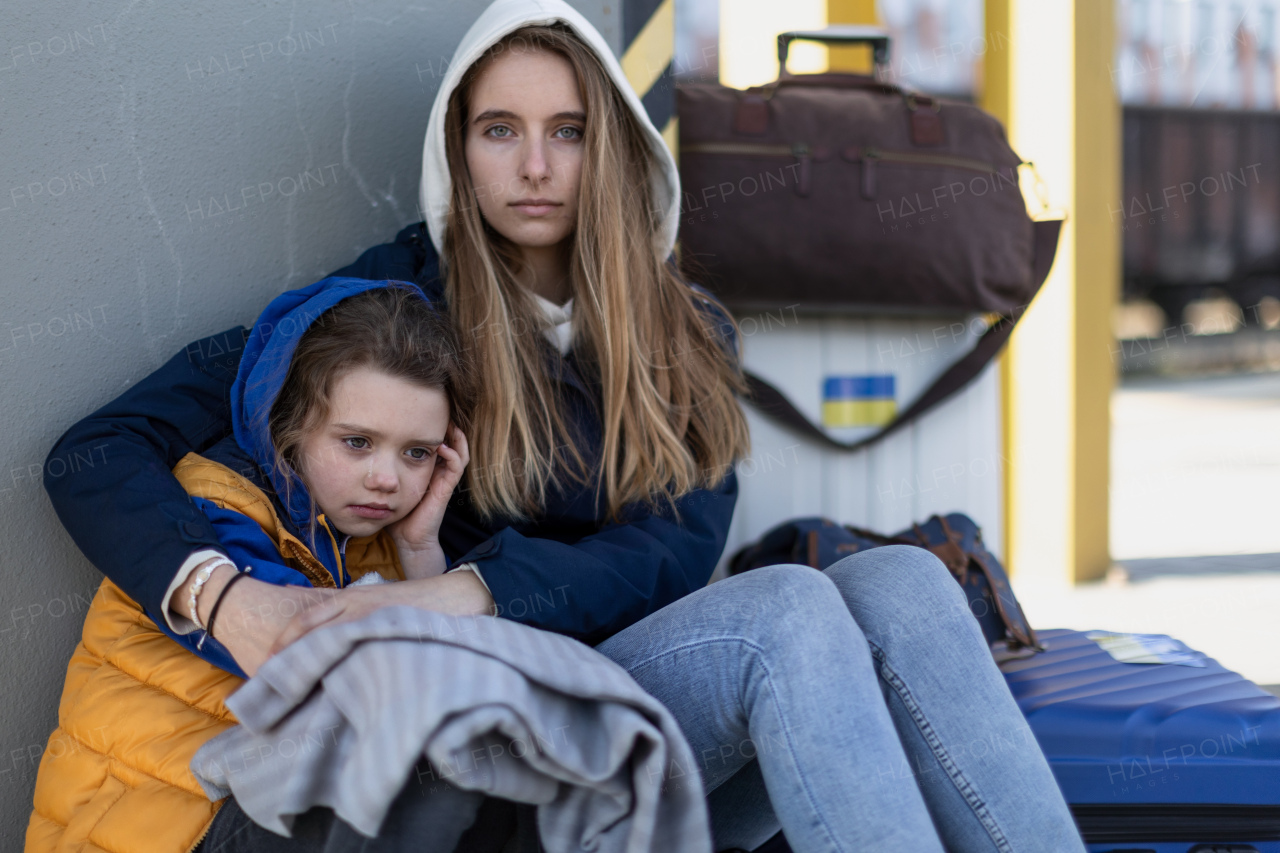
[173,441,280,531]
[173,436,303,541]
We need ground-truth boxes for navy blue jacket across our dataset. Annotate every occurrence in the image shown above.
[44,223,739,646]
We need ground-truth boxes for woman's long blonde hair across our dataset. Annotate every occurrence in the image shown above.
[443,24,749,521]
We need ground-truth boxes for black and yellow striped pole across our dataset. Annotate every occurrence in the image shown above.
[620,0,677,158]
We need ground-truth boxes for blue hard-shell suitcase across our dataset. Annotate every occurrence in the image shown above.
[1001,629,1280,853]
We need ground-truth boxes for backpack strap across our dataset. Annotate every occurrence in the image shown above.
[929,515,1041,651]
[920,517,970,584]
[966,543,1042,651]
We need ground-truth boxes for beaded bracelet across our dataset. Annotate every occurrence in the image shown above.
[187,557,236,629]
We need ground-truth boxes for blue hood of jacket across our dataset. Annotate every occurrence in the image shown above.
[231,276,432,538]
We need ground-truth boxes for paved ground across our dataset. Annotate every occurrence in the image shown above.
[1015,370,1280,687]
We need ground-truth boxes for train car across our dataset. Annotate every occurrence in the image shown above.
[1121,106,1280,325]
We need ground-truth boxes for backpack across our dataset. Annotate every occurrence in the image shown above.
[728,513,1041,653]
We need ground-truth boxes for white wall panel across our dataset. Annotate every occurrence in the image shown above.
[716,311,1004,577]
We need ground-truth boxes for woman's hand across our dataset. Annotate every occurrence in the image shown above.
[389,424,470,579]
[178,561,337,677]
[271,569,496,655]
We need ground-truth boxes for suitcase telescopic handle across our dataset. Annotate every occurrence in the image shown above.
[777,25,891,74]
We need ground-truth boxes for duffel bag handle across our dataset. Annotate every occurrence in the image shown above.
[750,74,914,98]
[737,75,910,133]
[735,73,934,137]
[777,25,891,74]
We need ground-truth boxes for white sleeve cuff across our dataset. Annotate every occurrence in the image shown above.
[162,549,229,634]
[451,562,491,595]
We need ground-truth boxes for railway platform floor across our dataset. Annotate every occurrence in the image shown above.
[1016,369,1280,690]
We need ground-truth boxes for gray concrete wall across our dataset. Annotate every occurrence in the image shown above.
[0,0,617,843]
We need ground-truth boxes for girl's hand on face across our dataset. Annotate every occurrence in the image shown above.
[388,424,470,578]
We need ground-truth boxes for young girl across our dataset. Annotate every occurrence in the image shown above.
[163,279,473,672]
[38,1,1087,851]
[28,280,473,852]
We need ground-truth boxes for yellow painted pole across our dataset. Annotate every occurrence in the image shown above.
[980,0,1014,570]
[1073,0,1120,583]
[980,1,1011,135]
[984,0,1119,585]
[827,0,879,72]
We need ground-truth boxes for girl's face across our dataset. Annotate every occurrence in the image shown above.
[464,47,584,249]
[295,366,451,538]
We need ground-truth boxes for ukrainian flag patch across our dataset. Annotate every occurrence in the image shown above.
[821,375,896,427]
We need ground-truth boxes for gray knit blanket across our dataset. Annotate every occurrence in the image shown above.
[191,606,710,853]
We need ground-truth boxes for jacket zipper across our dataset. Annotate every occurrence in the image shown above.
[316,515,346,588]
[185,811,217,853]
[682,141,1001,200]
[282,538,337,588]
[338,533,351,585]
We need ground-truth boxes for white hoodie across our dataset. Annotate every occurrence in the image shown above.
[418,0,681,262]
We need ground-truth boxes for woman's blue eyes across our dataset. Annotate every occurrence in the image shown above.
[485,125,581,139]
[344,437,369,450]
[407,447,430,460]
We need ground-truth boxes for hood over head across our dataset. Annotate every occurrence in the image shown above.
[418,0,681,262]
[231,277,431,534]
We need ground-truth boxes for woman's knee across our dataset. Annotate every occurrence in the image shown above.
[723,563,842,613]
[597,565,849,674]
[712,564,858,648]
[823,545,971,636]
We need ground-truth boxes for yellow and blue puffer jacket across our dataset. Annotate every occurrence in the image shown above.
[26,278,415,852]
[25,450,403,852]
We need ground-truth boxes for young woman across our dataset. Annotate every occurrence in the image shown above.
[37,1,1086,851]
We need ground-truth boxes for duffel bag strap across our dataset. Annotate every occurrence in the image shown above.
[743,218,1062,454]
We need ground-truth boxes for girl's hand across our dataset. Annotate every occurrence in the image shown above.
[389,424,470,578]
[190,564,337,677]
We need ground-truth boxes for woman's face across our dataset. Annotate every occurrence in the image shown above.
[464,47,584,250]
[295,366,450,538]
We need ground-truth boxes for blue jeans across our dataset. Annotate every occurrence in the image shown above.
[595,546,1086,853]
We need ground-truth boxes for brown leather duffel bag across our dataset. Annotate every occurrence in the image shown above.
[677,27,1063,452]
[678,27,1055,315]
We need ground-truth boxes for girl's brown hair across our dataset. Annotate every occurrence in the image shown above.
[443,24,750,520]
[269,286,472,484]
